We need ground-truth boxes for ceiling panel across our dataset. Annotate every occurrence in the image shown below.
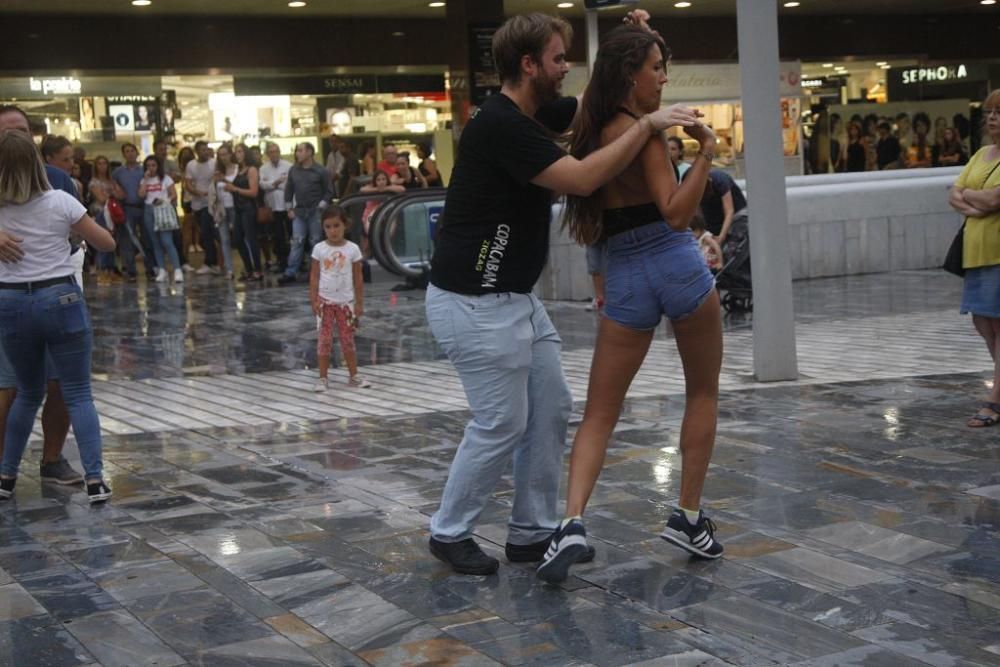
[0,0,995,17]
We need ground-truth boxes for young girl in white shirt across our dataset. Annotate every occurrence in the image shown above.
[0,131,116,504]
[138,156,183,283]
[309,206,369,391]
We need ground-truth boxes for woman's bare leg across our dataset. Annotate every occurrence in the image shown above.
[670,291,723,511]
[969,315,1000,426]
[565,318,654,517]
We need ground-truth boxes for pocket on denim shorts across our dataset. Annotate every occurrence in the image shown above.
[604,255,634,305]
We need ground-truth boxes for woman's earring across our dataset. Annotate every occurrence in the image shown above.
[631,80,637,86]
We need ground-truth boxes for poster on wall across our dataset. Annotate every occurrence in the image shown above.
[468,23,501,106]
[108,104,134,133]
[79,97,97,132]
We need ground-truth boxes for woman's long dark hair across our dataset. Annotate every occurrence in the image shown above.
[563,25,668,245]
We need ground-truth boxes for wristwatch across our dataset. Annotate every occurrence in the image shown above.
[696,150,715,164]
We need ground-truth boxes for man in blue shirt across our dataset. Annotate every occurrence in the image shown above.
[0,107,85,485]
[112,142,154,280]
[39,135,79,200]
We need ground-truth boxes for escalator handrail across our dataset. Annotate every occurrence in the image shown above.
[366,188,447,278]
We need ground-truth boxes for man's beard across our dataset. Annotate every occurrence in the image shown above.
[531,70,560,106]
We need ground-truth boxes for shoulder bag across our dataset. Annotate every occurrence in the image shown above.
[943,157,1000,277]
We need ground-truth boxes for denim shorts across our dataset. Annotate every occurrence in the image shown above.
[961,263,1000,318]
[603,222,715,330]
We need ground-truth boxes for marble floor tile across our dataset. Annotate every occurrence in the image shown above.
[786,644,937,666]
[187,634,323,666]
[0,583,48,622]
[0,614,95,666]
[851,621,999,667]
[804,521,954,564]
[670,594,867,662]
[742,547,896,593]
[61,609,186,667]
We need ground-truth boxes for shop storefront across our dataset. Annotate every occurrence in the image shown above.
[563,61,804,177]
[0,70,454,180]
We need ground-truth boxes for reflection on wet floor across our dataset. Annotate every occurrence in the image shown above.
[87,267,963,381]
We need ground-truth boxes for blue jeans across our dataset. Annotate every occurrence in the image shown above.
[94,212,117,271]
[285,207,322,277]
[195,207,219,267]
[425,284,572,545]
[143,207,182,272]
[0,282,103,480]
[120,204,146,275]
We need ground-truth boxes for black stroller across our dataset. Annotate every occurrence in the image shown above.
[714,216,752,312]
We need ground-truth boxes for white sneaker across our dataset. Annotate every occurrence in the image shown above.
[195,265,213,275]
[313,378,328,392]
[210,266,222,275]
[348,376,371,388]
[173,269,184,283]
[182,263,195,273]
[155,268,168,283]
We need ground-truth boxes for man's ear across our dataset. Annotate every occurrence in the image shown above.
[520,54,537,79]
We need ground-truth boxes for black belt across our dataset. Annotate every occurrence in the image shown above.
[602,202,662,239]
[0,276,75,291]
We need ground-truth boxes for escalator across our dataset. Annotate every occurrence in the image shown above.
[339,188,446,286]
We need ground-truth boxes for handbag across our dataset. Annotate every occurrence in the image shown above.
[106,197,126,225]
[152,201,180,232]
[257,205,273,225]
[943,158,1000,277]
[943,224,965,277]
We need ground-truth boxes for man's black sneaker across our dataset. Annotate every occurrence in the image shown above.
[0,477,16,500]
[429,537,499,575]
[40,457,84,485]
[660,509,724,559]
[506,535,596,564]
[277,274,296,285]
[536,519,590,584]
[86,480,112,505]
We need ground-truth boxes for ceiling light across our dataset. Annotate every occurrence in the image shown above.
[876,61,887,66]
[557,1,573,6]
[131,0,151,5]
[822,63,833,68]
[880,64,892,69]
[392,31,405,37]
[287,1,306,6]
[784,1,800,6]
[674,2,692,7]
[429,1,445,6]
[981,0,996,5]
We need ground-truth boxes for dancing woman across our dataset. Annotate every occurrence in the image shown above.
[538,25,723,583]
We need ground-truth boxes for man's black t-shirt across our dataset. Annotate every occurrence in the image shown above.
[430,94,577,294]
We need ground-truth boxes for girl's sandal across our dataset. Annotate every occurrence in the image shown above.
[967,402,1000,428]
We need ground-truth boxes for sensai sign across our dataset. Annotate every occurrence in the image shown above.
[901,64,970,85]
[28,76,81,95]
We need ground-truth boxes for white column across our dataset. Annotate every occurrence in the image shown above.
[736,0,798,381]
[586,9,599,74]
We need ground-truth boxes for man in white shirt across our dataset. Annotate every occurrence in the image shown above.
[259,142,292,273]
[184,141,220,274]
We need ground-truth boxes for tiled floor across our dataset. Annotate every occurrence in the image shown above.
[1,268,997,667]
